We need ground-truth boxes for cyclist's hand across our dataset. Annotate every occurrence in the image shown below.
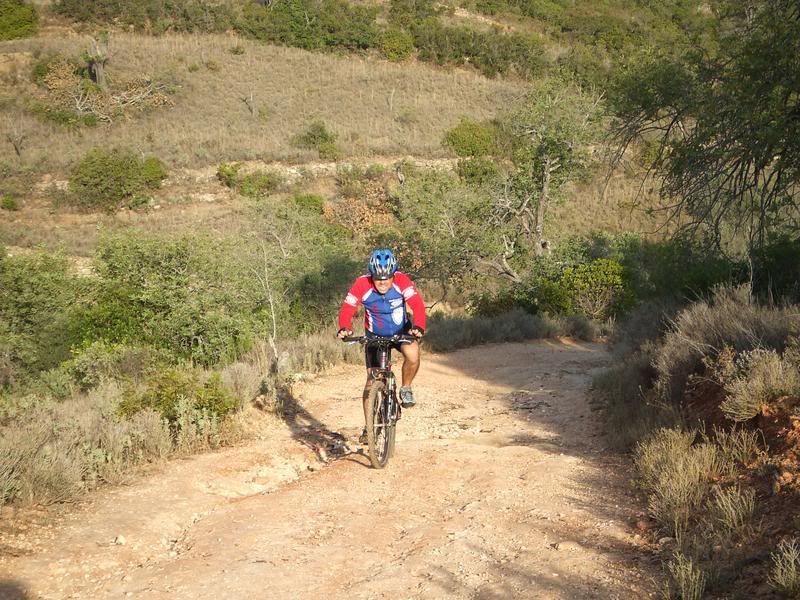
[337,328,353,340]
[409,326,425,339]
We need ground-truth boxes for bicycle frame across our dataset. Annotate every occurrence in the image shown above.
[343,334,415,467]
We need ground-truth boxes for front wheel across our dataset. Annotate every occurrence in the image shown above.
[366,380,392,468]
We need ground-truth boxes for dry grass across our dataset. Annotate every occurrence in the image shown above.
[769,538,800,597]
[654,286,800,404]
[721,349,800,422]
[666,551,707,600]
[709,484,756,533]
[635,428,728,538]
[1,31,525,172]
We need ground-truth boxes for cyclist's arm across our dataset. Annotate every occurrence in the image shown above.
[338,277,369,330]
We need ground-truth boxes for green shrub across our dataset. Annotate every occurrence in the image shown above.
[456,157,499,186]
[292,120,339,159]
[216,163,284,198]
[0,0,37,41]
[0,251,81,376]
[217,162,242,188]
[709,484,756,533]
[68,148,167,212]
[66,341,167,391]
[443,119,498,157]
[380,27,415,61]
[0,195,19,211]
[85,233,267,366]
[54,0,235,32]
[561,258,627,320]
[293,193,325,214]
[238,0,379,52]
[120,368,236,423]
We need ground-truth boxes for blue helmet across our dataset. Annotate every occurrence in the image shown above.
[368,248,398,280]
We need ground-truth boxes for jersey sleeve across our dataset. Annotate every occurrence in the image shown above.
[395,273,427,330]
[338,277,368,329]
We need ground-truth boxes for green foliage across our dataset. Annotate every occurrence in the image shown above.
[68,148,167,212]
[238,0,380,52]
[561,258,626,320]
[456,157,500,187]
[0,195,19,211]
[380,27,414,61]
[0,0,37,40]
[388,0,438,29]
[411,19,544,78]
[119,368,237,423]
[216,163,284,198]
[291,120,339,160]
[53,0,236,32]
[65,341,167,391]
[293,193,325,214]
[83,233,268,366]
[443,119,498,158]
[0,251,81,378]
[611,0,800,250]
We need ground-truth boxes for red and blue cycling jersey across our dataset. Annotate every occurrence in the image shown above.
[338,272,426,336]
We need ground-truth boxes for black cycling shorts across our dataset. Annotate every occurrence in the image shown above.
[364,324,411,369]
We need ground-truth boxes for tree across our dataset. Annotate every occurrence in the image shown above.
[493,77,603,275]
[611,0,800,252]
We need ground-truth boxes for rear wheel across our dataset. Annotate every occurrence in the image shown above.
[366,381,391,468]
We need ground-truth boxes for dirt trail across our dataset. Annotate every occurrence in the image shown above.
[0,340,658,599]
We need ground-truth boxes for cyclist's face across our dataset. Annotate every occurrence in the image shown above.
[373,276,394,294]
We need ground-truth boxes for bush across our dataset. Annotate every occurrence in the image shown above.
[85,233,268,366]
[666,551,707,600]
[0,389,171,506]
[720,349,800,422]
[0,195,19,211]
[635,428,727,537]
[456,158,500,186]
[68,148,167,212]
[119,368,237,423]
[66,341,167,391]
[769,538,800,597]
[710,484,756,533]
[561,258,627,320]
[0,0,37,41]
[54,0,236,32]
[424,309,563,352]
[380,27,414,61]
[293,193,325,214]
[291,120,339,159]
[238,0,379,52]
[443,119,498,157]
[654,286,799,404]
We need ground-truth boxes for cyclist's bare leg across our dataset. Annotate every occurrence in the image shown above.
[362,374,374,424]
[399,341,420,387]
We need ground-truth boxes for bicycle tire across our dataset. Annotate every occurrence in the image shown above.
[366,380,391,468]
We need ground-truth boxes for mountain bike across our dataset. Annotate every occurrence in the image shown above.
[342,334,415,469]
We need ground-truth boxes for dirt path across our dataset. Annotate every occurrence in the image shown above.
[0,340,659,599]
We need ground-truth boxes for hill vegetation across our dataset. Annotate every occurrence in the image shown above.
[3,1,800,595]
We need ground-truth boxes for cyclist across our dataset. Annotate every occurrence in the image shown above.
[337,248,426,441]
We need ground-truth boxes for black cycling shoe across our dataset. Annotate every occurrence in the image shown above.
[358,427,368,444]
[399,386,415,408]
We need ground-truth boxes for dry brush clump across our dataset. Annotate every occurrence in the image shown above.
[720,348,800,422]
[654,285,799,405]
[769,538,800,597]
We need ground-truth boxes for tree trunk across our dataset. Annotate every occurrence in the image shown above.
[533,157,552,256]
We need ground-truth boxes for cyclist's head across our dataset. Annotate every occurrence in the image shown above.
[368,248,398,280]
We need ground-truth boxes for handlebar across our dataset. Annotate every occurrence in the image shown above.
[342,334,417,345]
